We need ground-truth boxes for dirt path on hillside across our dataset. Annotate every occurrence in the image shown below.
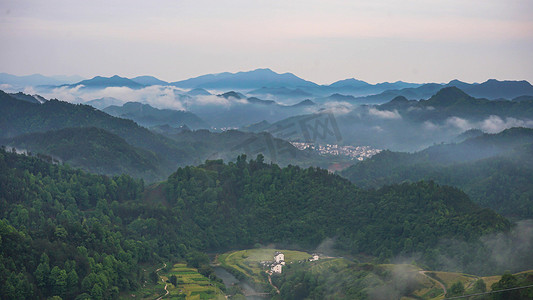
[419,271,447,296]
[266,271,280,294]
[464,276,480,291]
[156,263,169,300]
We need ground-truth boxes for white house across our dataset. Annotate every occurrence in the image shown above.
[271,263,282,274]
[274,252,284,263]
[309,254,319,262]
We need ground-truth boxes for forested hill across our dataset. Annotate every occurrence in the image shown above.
[163,155,509,262]
[0,90,191,176]
[0,90,328,181]
[0,148,510,298]
[340,127,533,218]
[0,127,163,179]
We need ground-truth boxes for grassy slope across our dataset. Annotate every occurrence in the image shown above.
[219,248,533,300]
[218,249,311,284]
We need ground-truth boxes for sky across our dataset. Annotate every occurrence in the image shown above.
[1,0,532,84]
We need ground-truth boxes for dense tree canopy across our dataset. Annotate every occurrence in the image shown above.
[0,148,513,299]
[341,128,533,219]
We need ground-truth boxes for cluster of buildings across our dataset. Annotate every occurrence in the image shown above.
[262,252,320,274]
[290,142,381,161]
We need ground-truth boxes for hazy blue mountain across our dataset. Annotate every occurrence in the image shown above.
[246,97,276,105]
[103,102,209,129]
[240,120,271,132]
[149,124,191,135]
[462,79,533,99]
[329,78,420,90]
[392,86,533,121]
[318,79,423,98]
[187,88,212,96]
[49,74,86,84]
[290,99,316,107]
[218,91,246,99]
[375,80,422,90]
[329,78,371,88]
[171,68,318,89]
[84,97,125,110]
[247,81,423,102]
[453,129,485,143]
[187,92,320,128]
[0,72,65,86]
[312,93,358,104]
[65,75,144,89]
[513,95,533,102]
[250,87,533,152]
[352,79,533,103]
[130,75,168,86]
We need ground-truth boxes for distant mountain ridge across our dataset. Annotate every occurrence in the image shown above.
[0,72,85,87]
[171,68,319,89]
[4,71,532,107]
[377,86,533,120]
[354,79,533,103]
[65,75,144,89]
[84,97,125,110]
[130,75,168,86]
[103,102,209,129]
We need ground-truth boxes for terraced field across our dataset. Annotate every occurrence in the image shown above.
[161,263,225,300]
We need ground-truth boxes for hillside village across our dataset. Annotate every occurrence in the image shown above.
[291,142,381,161]
[262,252,320,274]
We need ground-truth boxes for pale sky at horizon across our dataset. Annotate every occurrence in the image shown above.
[1,0,532,85]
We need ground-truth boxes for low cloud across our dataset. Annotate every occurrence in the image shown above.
[445,116,472,131]
[36,85,187,110]
[428,219,533,275]
[480,115,533,133]
[314,237,336,256]
[368,264,421,300]
[481,219,533,272]
[321,101,354,115]
[368,108,402,119]
[423,121,439,131]
[427,115,533,134]
[192,95,229,106]
[0,83,14,91]
[191,94,247,107]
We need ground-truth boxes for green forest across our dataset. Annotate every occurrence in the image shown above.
[341,128,533,219]
[0,147,517,299]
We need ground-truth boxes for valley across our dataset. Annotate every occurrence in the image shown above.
[1,69,533,300]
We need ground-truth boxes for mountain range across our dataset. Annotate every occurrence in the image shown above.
[0,72,85,87]
[0,90,332,181]
[354,79,533,103]
[4,70,532,104]
[245,86,533,151]
[103,102,209,129]
[170,68,318,89]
